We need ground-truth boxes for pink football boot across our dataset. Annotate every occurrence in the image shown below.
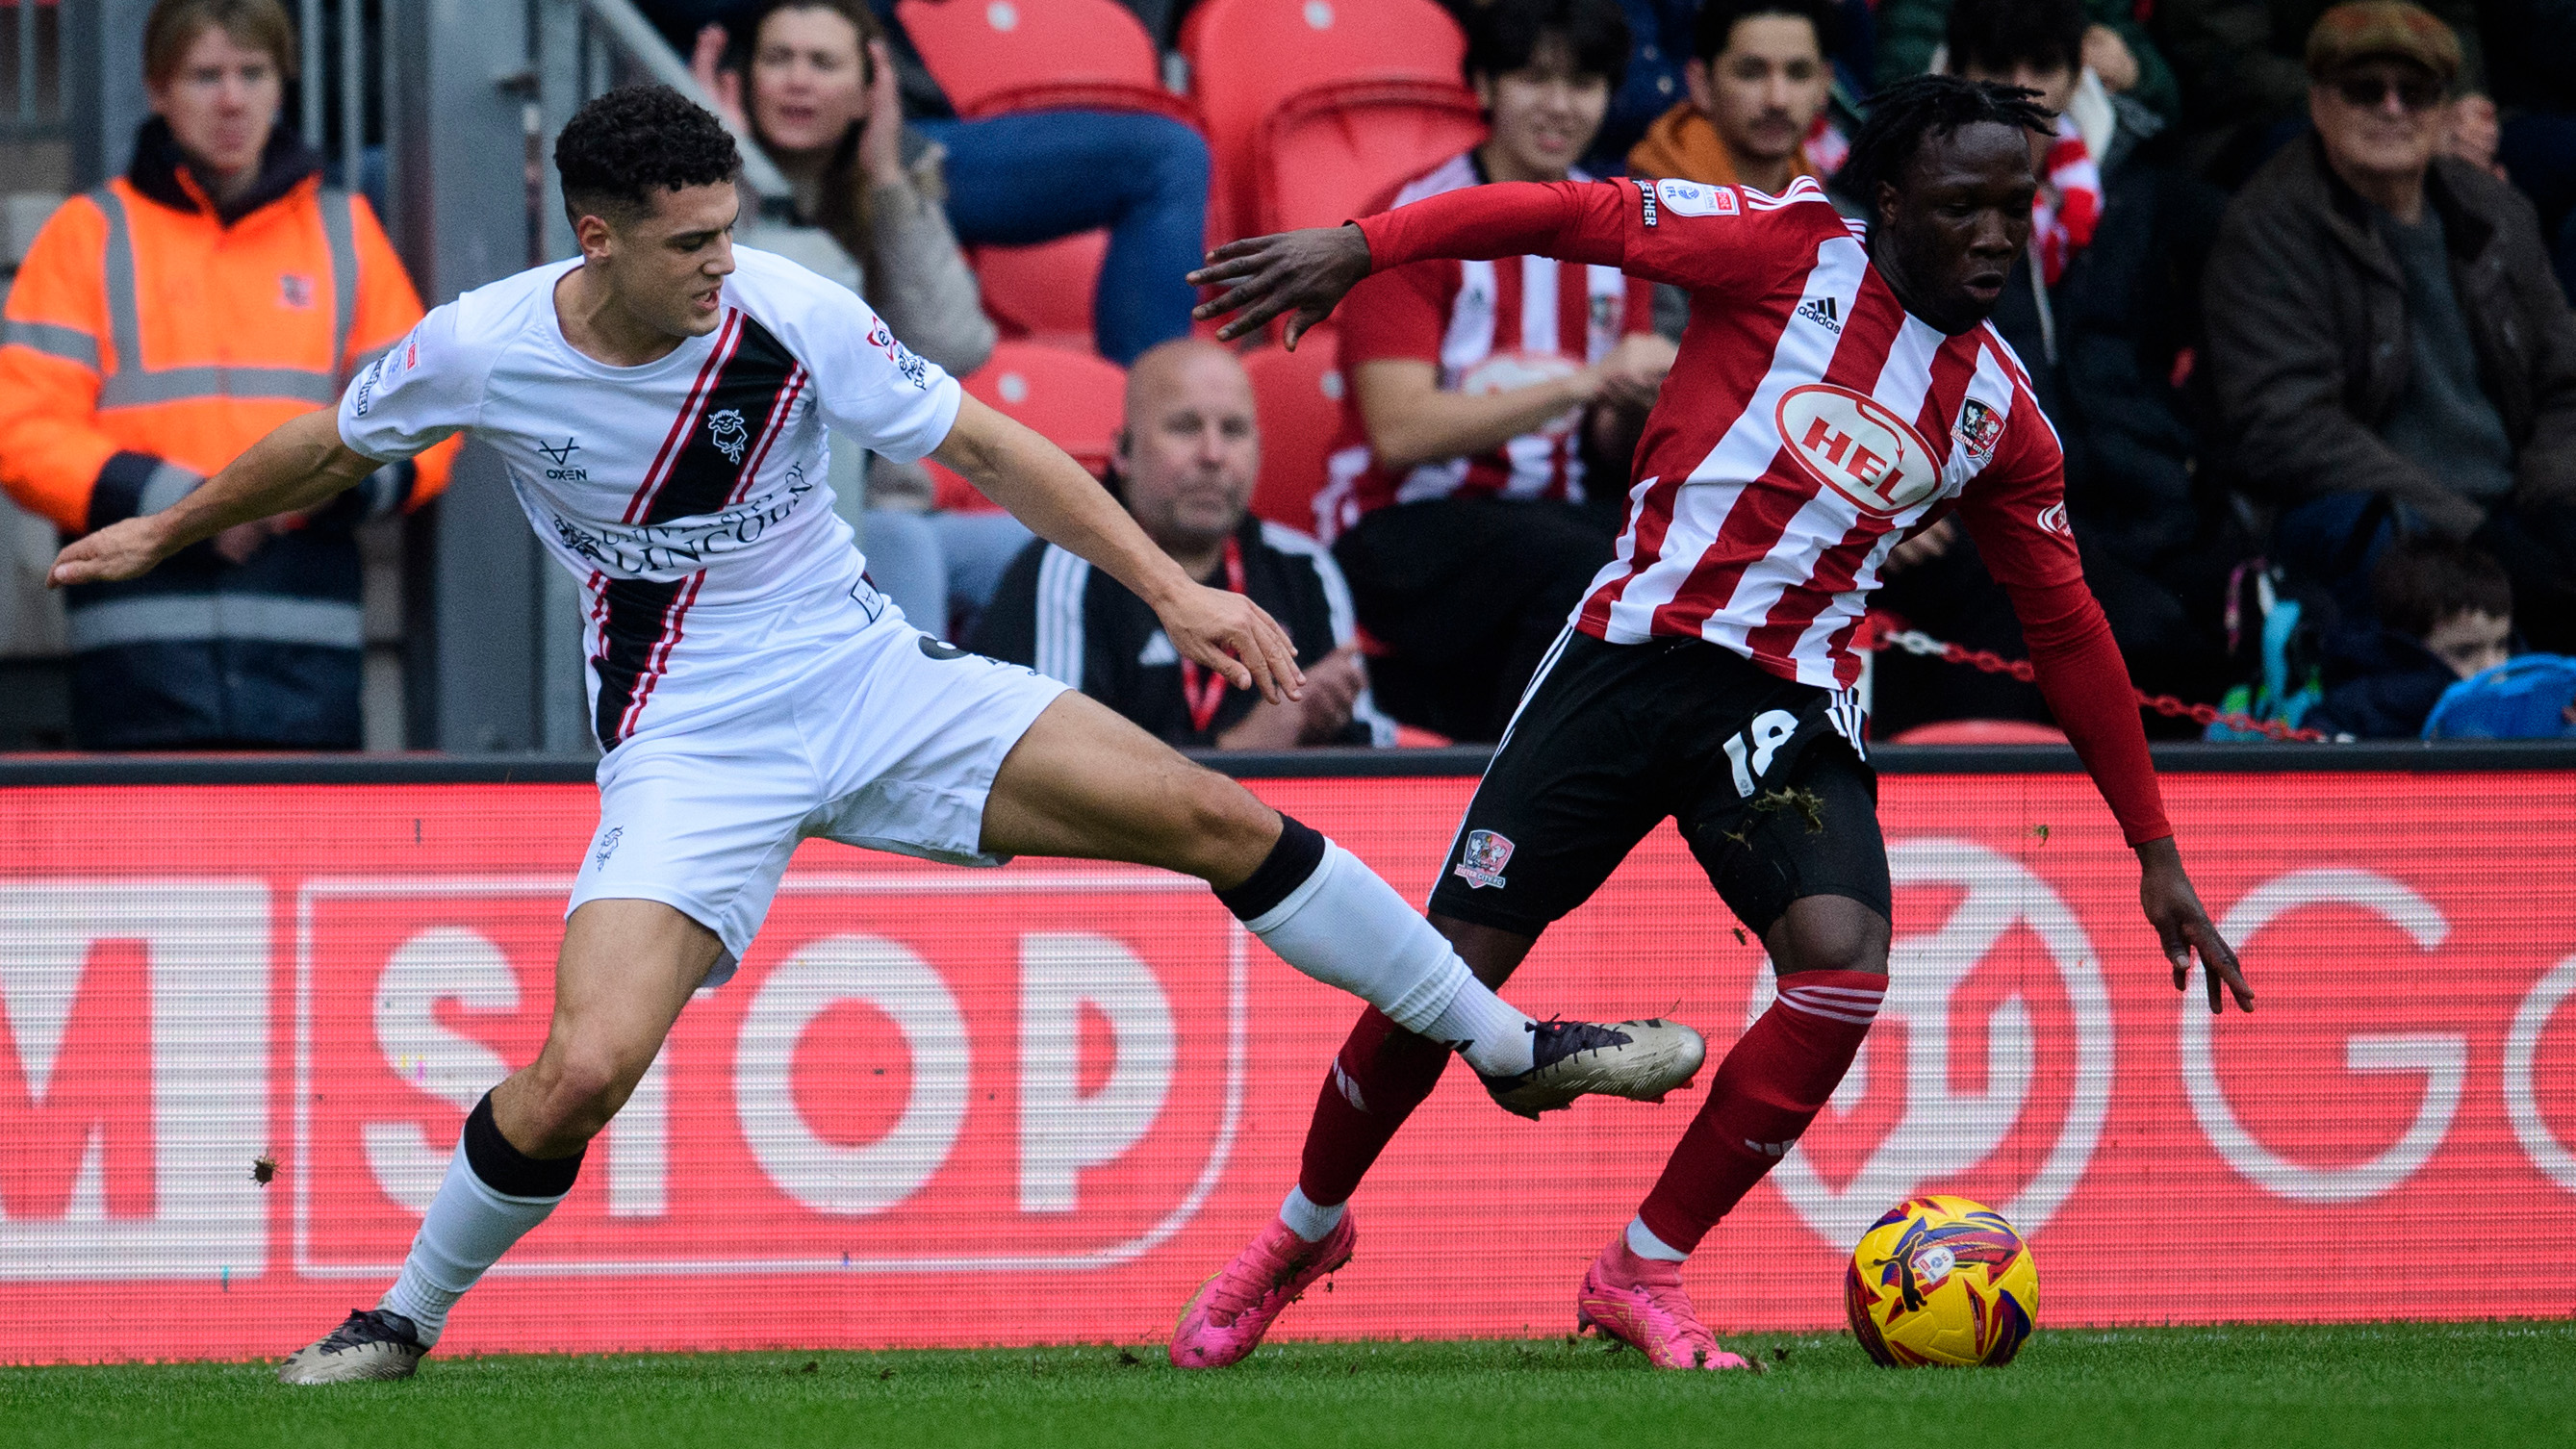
[1169,1209,1357,1368]
[1575,1234,1754,1370]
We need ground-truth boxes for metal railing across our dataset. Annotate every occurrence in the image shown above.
[1,1,64,143]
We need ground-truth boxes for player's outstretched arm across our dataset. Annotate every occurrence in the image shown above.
[2135,836,2255,1014]
[1187,224,1375,347]
[931,394,1305,702]
[45,410,377,587]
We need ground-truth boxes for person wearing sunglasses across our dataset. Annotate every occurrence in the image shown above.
[2204,1,2576,656]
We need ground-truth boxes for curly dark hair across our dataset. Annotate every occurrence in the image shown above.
[1837,74,2053,214]
[1464,0,1633,92]
[554,85,741,225]
[1692,0,1840,65]
[1946,0,2088,80]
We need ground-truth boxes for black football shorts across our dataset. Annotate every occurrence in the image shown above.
[1427,628,1893,942]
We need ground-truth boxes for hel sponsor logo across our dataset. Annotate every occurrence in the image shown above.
[1955,397,2005,463]
[2036,502,2071,537]
[1452,829,1515,890]
[707,408,751,465]
[1774,383,1942,518]
[1653,178,1739,217]
[1795,296,1843,334]
[1460,351,1586,437]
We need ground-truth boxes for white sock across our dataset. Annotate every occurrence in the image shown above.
[1278,1184,1346,1243]
[1242,842,1536,1077]
[378,1141,568,1347]
[1626,1215,1689,1262]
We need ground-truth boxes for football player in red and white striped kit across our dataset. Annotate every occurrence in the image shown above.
[1169,76,2257,1371]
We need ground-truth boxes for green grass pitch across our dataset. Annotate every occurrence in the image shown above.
[5,1322,2571,1448]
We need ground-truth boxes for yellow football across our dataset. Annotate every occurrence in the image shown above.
[1845,1193,2039,1367]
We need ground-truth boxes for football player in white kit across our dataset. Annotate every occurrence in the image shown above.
[49,87,1705,1383]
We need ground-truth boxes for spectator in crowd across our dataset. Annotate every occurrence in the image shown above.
[976,340,1393,750]
[700,0,991,378]
[2205,2,2576,652]
[1322,0,1673,743]
[0,0,454,750]
[1625,0,1839,196]
[1876,0,2178,121]
[2157,0,2491,182]
[1873,0,2241,737]
[2306,536,2513,735]
[859,0,1209,367]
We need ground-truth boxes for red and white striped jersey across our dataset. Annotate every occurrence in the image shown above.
[1321,152,1654,537]
[1356,175,2086,693]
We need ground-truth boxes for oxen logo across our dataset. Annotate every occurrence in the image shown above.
[1760,839,2114,1247]
[707,408,751,464]
[1774,383,1942,518]
[1452,830,1516,890]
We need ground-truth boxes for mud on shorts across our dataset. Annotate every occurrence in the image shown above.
[1427,628,1893,942]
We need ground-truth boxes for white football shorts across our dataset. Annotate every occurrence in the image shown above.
[568,587,1068,982]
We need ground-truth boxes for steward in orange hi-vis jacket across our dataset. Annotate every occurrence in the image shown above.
[0,118,457,749]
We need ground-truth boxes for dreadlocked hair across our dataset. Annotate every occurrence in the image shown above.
[1839,74,2054,213]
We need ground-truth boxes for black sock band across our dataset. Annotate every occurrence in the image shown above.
[1214,813,1331,923]
[463,1090,584,1200]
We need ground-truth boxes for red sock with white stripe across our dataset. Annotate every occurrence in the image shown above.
[1631,970,1884,1258]
[1290,1006,1452,1227]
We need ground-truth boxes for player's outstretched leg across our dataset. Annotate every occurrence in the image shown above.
[981,693,1703,1108]
[279,902,718,1384]
[1579,896,1888,1370]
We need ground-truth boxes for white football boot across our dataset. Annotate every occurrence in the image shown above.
[277,1309,427,1385]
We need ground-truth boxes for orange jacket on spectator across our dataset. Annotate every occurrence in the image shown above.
[0,119,456,749]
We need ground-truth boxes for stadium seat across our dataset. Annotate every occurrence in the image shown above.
[1241,326,1345,536]
[1256,83,1487,233]
[1186,0,1469,240]
[972,231,1107,354]
[895,0,1196,125]
[1886,720,2072,745]
[924,342,1129,512]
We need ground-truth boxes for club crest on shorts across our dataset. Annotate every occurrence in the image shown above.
[1453,829,1516,890]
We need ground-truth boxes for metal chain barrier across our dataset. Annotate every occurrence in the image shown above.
[1865,622,2331,744]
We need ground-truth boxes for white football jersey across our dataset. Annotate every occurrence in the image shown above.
[338,246,962,748]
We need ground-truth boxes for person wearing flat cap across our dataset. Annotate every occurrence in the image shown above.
[2203,1,2576,654]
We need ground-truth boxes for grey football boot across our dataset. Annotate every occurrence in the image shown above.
[277,1308,427,1385]
[1480,1017,1707,1119]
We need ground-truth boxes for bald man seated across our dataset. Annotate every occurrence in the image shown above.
[974,340,1396,750]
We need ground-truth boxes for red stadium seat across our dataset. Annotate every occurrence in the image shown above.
[1886,720,2072,745]
[972,231,1107,354]
[895,0,1196,124]
[924,342,1128,512]
[1241,326,1345,536]
[1186,0,1469,240]
[1256,82,1487,233]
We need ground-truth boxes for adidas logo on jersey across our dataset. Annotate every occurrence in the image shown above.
[1796,295,1843,333]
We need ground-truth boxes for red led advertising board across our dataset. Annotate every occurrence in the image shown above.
[2,771,2572,1360]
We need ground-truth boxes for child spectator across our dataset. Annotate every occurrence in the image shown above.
[2307,536,2512,737]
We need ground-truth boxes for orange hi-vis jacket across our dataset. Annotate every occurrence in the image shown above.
[0,121,457,748]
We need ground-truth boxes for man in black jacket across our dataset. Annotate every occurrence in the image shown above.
[2205,1,2576,648]
[976,340,1396,750]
